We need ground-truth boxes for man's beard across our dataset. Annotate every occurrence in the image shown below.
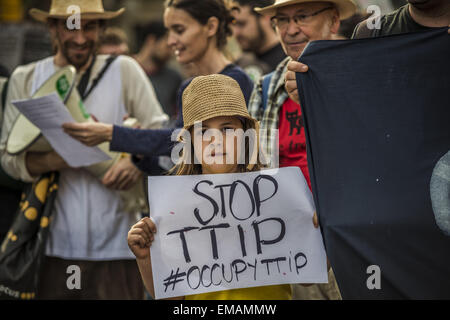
[241,20,266,54]
[58,38,96,70]
[151,52,169,67]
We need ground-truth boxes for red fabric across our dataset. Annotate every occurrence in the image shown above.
[278,98,311,190]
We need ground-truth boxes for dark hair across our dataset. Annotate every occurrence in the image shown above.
[135,20,167,51]
[142,20,167,41]
[232,0,275,15]
[165,0,234,49]
[99,27,128,46]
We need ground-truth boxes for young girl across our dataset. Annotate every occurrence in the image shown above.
[127,74,292,300]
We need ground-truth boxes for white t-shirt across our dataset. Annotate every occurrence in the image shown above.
[0,55,169,260]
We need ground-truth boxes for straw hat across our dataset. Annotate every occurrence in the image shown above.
[181,74,260,169]
[29,0,125,23]
[255,0,356,20]
[182,74,258,130]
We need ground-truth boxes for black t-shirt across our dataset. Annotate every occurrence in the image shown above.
[352,4,433,38]
[256,43,286,72]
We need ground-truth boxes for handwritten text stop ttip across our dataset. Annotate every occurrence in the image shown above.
[162,174,308,293]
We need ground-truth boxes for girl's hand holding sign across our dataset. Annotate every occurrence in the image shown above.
[127,217,157,260]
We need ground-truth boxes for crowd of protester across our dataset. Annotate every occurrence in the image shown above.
[0,0,448,300]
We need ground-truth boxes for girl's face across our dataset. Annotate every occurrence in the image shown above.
[164,7,212,64]
[192,116,244,175]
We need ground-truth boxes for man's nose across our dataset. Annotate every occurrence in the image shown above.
[72,29,88,45]
[286,19,301,36]
[167,32,177,48]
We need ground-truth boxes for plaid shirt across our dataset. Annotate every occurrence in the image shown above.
[248,56,291,167]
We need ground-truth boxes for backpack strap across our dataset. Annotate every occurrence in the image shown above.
[78,55,118,100]
[1,78,9,113]
[261,71,274,111]
[77,55,96,99]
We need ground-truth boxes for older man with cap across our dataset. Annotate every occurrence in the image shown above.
[285,0,450,104]
[247,0,356,300]
[0,0,168,299]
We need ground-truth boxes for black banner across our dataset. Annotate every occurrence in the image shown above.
[297,28,450,299]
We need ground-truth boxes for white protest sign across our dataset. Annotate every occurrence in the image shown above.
[148,167,327,299]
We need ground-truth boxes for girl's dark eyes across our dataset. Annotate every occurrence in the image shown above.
[200,127,235,134]
[173,27,184,34]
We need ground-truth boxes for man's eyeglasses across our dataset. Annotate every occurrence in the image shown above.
[271,7,334,29]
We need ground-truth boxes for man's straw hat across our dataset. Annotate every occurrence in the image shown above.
[29,0,125,23]
[255,0,357,20]
[182,74,258,130]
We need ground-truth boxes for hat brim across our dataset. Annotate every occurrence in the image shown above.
[255,0,356,20]
[178,117,261,171]
[29,8,125,23]
[183,110,259,132]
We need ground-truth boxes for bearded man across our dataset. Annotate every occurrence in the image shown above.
[231,0,286,80]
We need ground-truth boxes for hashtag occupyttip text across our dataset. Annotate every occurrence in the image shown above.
[163,252,307,292]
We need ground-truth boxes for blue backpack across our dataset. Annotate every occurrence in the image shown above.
[261,71,274,111]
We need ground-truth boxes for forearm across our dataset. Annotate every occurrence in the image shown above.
[110,126,175,157]
[136,256,156,298]
[25,152,67,176]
